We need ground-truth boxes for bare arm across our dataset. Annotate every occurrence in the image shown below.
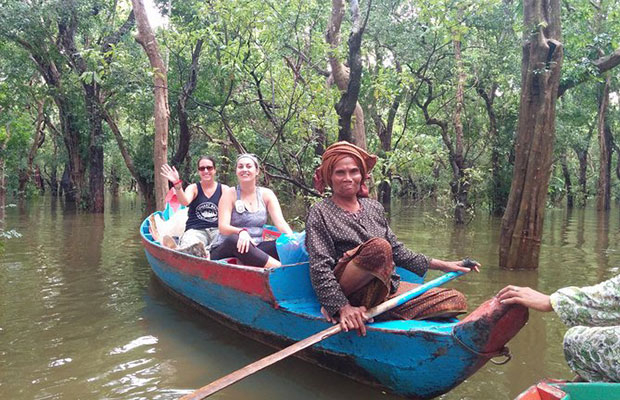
[263,188,293,234]
[160,163,197,206]
[176,184,198,207]
[217,187,241,235]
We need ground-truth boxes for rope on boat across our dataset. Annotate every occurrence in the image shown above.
[450,326,512,365]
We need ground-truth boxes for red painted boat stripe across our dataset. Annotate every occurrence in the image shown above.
[143,238,274,301]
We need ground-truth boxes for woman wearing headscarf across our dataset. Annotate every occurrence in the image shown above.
[306,141,478,336]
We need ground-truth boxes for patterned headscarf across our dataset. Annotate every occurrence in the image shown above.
[313,141,377,197]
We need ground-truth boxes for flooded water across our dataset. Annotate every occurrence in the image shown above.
[1,195,619,400]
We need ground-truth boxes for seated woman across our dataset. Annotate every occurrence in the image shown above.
[306,142,478,336]
[497,277,620,382]
[210,153,293,267]
[160,156,229,257]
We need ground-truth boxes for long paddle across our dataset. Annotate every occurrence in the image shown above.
[181,267,473,400]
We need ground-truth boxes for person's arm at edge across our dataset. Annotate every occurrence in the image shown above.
[550,275,620,326]
[176,183,197,207]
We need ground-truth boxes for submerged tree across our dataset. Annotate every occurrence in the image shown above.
[499,0,563,269]
[132,0,170,210]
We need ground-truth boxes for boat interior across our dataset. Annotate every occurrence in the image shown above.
[142,211,465,333]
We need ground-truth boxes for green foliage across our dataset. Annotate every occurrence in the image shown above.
[1,0,619,217]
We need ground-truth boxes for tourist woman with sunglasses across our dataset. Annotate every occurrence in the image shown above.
[210,153,293,267]
[160,156,229,256]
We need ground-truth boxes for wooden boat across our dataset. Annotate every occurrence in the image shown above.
[515,380,620,400]
[141,212,528,399]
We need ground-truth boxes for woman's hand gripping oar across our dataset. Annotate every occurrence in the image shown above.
[180,259,479,400]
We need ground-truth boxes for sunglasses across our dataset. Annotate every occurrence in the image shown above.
[198,165,215,171]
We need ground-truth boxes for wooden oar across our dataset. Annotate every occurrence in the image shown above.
[180,269,470,400]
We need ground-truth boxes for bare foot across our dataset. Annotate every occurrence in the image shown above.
[162,235,177,249]
[149,215,161,242]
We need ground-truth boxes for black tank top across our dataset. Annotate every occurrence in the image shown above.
[185,182,222,231]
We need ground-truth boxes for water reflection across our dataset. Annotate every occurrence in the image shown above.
[1,197,619,400]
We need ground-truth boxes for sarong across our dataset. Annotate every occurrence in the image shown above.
[333,238,467,320]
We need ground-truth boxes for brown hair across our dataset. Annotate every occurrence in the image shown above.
[236,153,260,169]
[197,156,216,169]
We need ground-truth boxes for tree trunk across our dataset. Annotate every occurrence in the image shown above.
[573,125,592,208]
[14,36,87,207]
[314,127,326,157]
[172,39,203,167]
[561,154,573,208]
[451,36,468,224]
[17,100,46,197]
[477,83,504,216]
[85,87,105,213]
[34,166,45,193]
[44,119,61,197]
[59,8,107,212]
[49,166,59,196]
[576,148,588,204]
[60,163,73,202]
[0,123,10,223]
[371,49,403,207]
[110,165,120,197]
[102,108,155,209]
[596,76,612,211]
[132,0,170,211]
[374,113,392,205]
[499,0,563,269]
[55,96,85,205]
[326,0,367,149]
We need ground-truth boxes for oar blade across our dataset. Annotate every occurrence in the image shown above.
[182,268,471,399]
[180,324,341,400]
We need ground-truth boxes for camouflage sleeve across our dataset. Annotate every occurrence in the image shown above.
[550,274,620,328]
[563,325,620,382]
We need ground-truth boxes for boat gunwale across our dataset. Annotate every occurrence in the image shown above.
[140,214,467,336]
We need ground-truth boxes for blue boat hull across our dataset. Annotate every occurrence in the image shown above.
[141,215,528,398]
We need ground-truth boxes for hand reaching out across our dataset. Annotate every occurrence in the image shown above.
[431,259,480,273]
[496,285,553,312]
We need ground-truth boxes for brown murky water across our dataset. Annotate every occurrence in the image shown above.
[1,196,619,399]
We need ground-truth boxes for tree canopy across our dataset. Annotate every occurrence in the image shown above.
[1,0,619,234]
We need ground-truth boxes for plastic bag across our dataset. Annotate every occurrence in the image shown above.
[276,231,309,265]
[262,224,281,241]
[162,188,186,220]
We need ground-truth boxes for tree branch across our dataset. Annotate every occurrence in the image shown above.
[558,47,620,96]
